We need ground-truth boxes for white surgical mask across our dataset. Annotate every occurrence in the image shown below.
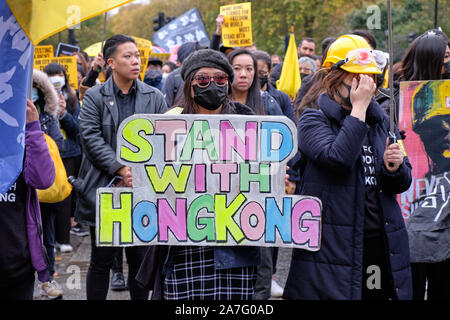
[31,87,39,102]
[49,75,65,92]
[162,72,169,80]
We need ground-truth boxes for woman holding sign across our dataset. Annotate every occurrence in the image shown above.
[283,35,413,300]
[146,48,260,300]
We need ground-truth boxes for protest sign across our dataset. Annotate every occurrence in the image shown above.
[150,53,171,64]
[56,42,80,57]
[96,114,322,250]
[220,2,253,47]
[34,56,78,90]
[133,36,152,49]
[34,45,54,59]
[138,47,151,81]
[152,8,209,53]
[397,80,450,219]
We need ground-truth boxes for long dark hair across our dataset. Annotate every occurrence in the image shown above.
[43,62,78,113]
[179,71,236,115]
[227,49,264,115]
[295,40,335,118]
[295,69,327,118]
[411,33,447,81]
[397,30,448,81]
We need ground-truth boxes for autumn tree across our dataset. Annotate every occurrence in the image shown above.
[346,0,450,62]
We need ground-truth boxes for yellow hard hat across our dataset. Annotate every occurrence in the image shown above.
[323,34,382,74]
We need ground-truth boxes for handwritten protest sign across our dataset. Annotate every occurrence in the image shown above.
[220,2,253,47]
[398,80,450,219]
[96,114,322,250]
[34,45,53,59]
[34,56,78,89]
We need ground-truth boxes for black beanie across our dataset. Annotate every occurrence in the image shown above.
[181,49,234,84]
[177,41,198,64]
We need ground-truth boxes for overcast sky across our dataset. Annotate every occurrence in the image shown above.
[109,0,150,15]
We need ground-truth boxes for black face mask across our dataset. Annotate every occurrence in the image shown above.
[259,75,268,89]
[193,82,228,111]
[376,73,385,88]
[443,61,450,80]
[336,82,352,107]
[300,73,309,80]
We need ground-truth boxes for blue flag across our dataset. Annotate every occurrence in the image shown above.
[0,0,33,194]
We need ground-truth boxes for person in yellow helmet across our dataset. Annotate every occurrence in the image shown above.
[283,34,413,300]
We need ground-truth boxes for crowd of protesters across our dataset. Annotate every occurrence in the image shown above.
[1,10,449,301]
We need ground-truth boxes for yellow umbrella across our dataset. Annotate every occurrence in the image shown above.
[84,42,102,57]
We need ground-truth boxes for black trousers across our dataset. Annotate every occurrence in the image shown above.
[86,227,149,300]
[362,236,396,300]
[411,259,450,300]
[55,155,81,244]
[0,271,35,300]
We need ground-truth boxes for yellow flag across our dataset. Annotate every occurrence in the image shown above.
[276,33,301,99]
[6,0,135,45]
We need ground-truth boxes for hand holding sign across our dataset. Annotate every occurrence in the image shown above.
[117,166,133,187]
[215,14,225,35]
[26,99,39,124]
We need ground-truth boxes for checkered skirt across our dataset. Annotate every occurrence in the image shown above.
[163,246,256,300]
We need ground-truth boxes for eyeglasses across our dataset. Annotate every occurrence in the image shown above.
[193,73,228,88]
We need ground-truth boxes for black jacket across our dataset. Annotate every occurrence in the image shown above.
[74,77,167,226]
[283,93,413,300]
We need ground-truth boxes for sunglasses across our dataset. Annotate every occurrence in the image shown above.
[193,73,228,88]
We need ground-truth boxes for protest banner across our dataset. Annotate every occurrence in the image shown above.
[34,45,54,59]
[96,114,322,250]
[56,42,79,57]
[150,53,171,64]
[152,8,209,53]
[397,80,450,219]
[34,56,78,90]
[220,2,253,47]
